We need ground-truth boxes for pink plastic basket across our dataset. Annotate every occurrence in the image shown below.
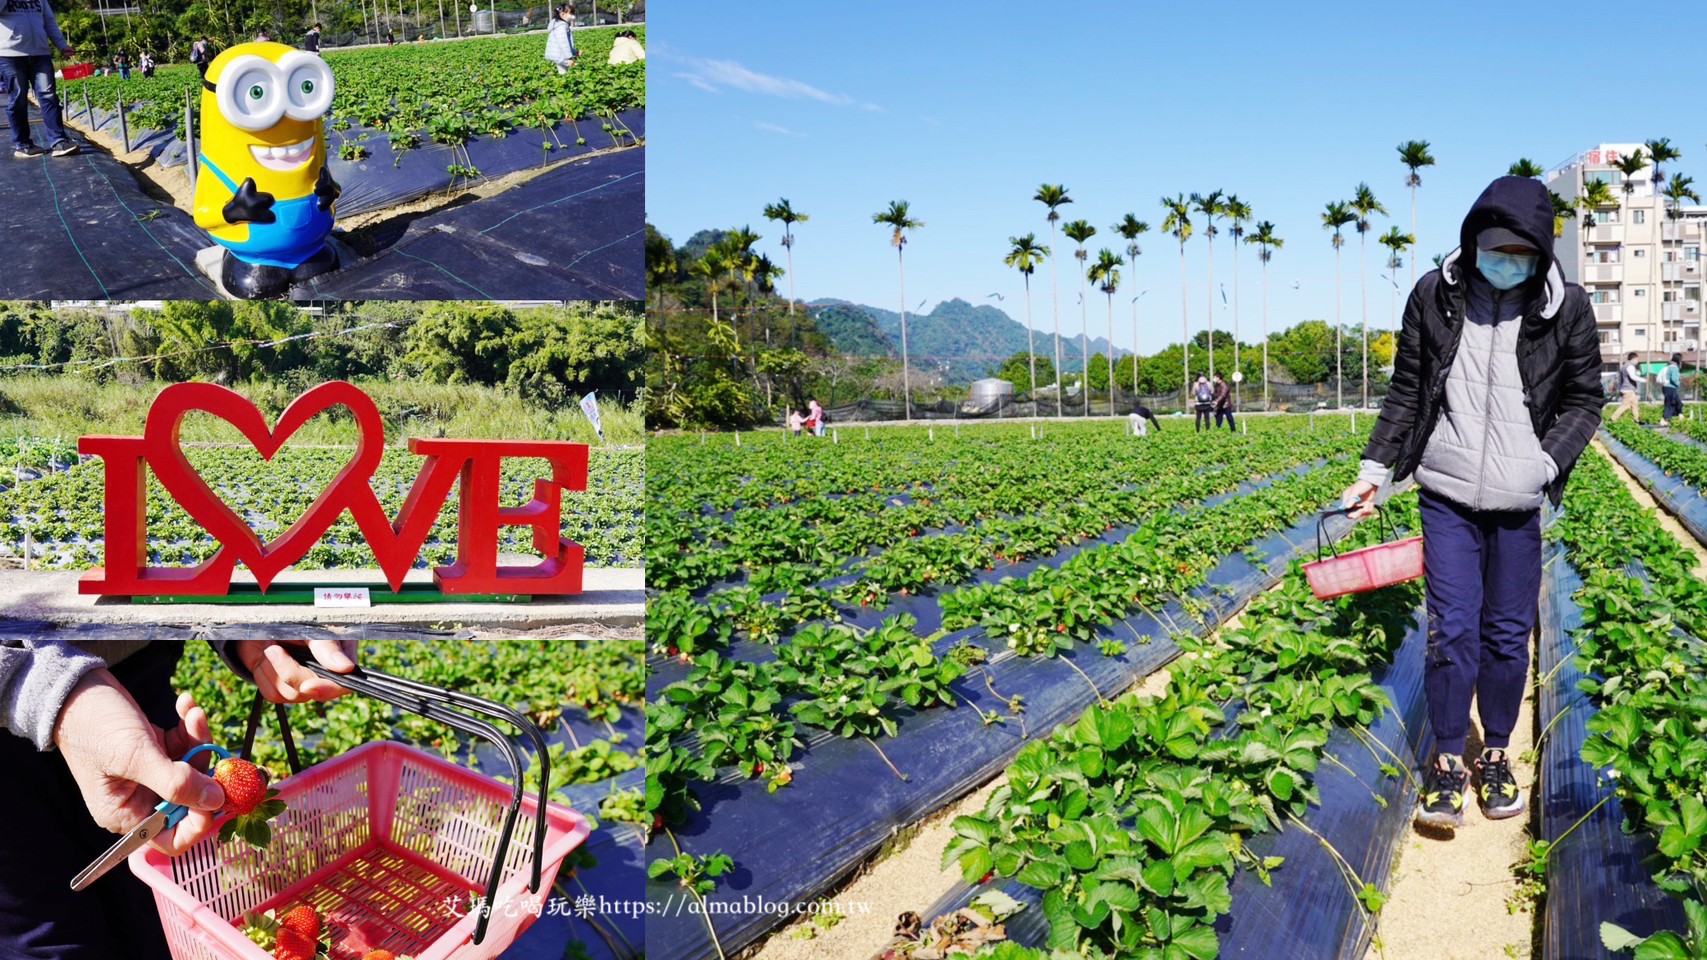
[129,741,590,960]
[1304,505,1425,600]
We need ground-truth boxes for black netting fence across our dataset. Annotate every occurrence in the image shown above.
[813,380,1393,424]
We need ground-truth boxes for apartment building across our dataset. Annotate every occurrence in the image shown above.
[1546,143,1706,372]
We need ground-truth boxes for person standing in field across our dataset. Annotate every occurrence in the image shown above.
[189,36,210,77]
[303,22,321,52]
[1343,175,1602,830]
[544,3,575,73]
[138,49,153,77]
[1662,352,1682,424]
[1610,351,1642,423]
[1212,372,1234,431]
[0,0,78,159]
[807,398,825,437]
[1193,374,1213,432]
[786,408,803,438]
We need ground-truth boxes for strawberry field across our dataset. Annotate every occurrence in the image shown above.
[0,444,641,571]
[642,418,1454,959]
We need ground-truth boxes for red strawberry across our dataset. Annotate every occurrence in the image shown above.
[214,759,268,816]
[280,906,319,940]
[273,927,314,960]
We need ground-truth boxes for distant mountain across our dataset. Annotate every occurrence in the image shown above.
[806,297,1128,384]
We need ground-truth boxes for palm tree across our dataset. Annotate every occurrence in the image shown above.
[1063,219,1097,415]
[1666,174,1701,367]
[1377,227,1414,348]
[872,200,923,419]
[1351,183,1387,408]
[1161,195,1194,402]
[1549,191,1575,238]
[1322,200,1356,408]
[1247,221,1282,410]
[1508,158,1545,178]
[1089,248,1122,415]
[762,199,808,319]
[1192,190,1226,377]
[1114,214,1150,394]
[1004,233,1051,398]
[1398,140,1435,289]
[1578,179,1617,227]
[1645,141,1682,354]
[1224,196,1251,410]
[1035,184,1073,417]
[645,229,676,312]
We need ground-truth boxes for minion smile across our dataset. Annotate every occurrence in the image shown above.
[249,139,314,171]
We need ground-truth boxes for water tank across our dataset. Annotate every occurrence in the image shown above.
[969,378,1015,406]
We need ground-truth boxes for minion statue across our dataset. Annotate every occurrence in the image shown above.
[194,43,341,299]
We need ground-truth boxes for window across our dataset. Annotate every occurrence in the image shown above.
[1666,290,1677,302]
[1666,329,1679,342]
[1687,245,1701,262]
[1636,288,1648,297]
[1600,330,1617,344]
[1665,250,1677,262]
[1587,171,1624,186]
[1635,209,1647,224]
[1635,249,1647,257]
[1589,248,1623,263]
[1689,286,1702,302]
[1636,328,1648,338]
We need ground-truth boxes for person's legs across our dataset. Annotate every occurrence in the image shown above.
[0,643,184,960]
[1611,389,1634,422]
[1474,507,1540,752]
[28,55,68,148]
[1419,489,1486,759]
[0,57,33,150]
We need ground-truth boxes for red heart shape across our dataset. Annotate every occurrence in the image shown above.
[143,381,385,593]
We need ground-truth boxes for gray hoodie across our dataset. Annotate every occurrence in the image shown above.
[0,0,68,58]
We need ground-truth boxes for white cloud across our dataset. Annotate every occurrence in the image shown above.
[671,55,881,111]
[754,121,807,138]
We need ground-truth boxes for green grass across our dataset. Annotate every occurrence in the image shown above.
[0,375,642,446]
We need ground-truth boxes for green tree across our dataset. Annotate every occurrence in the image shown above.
[1161,194,1193,400]
[995,351,1054,395]
[1062,218,1096,415]
[1191,190,1226,376]
[1034,183,1073,417]
[762,199,808,318]
[1578,178,1617,227]
[872,200,923,419]
[400,302,517,385]
[1005,233,1050,398]
[1377,227,1415,343]
[1350,183,1387,407]
[1398,140,1435,289]
[1321,200,1355,407]
[1224,195,1251,407]
[1269,320,1335,384]
[1508,158,1545,178]
[1113,213,1149,393]
[1246,220,1283,409]
[1088,247,1122,413]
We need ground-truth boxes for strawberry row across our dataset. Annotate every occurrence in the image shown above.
[933,494,1424,959]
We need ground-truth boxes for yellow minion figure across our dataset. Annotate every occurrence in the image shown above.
[194,42,341,299]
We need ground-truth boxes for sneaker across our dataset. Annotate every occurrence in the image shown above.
[1416,754,1469,827]
[49,140,79,157]
[1475,749,1527,819]
[13,143,44,158]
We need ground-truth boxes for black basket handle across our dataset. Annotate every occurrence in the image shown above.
[241,650,555,945]
[1316,500,1399,562]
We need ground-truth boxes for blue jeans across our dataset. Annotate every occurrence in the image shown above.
[1418,487,1540,757]
[0,54,67,150]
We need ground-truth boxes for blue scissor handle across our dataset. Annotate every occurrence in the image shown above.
[156,743,237,826]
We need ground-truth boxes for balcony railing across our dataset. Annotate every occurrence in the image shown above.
[1594,302,1624,323]
[1663,301,1703,322]
[1584,223,1623,243]
[1591,263,1622,282]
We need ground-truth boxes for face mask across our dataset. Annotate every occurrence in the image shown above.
[1477,250,1538,290]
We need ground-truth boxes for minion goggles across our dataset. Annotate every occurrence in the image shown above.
[202,52,336,131]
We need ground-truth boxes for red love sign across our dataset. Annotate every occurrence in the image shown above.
[78,381,588,598]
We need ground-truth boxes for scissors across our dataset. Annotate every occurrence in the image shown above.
[69,743,233,892]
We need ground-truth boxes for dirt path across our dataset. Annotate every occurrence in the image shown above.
[1374,660,1539,960]
[1593,437,1707,576]
[744,581,1285,959]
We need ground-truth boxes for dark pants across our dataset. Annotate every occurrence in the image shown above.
[0,643,185,960]
[1663,385,1681,420]
[1194,402,1211,431]
[0,55,67,151]
[1215,407,1235,430]
[1418,488,1540,758]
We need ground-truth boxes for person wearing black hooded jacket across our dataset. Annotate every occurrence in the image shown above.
[1340,175,1602,830]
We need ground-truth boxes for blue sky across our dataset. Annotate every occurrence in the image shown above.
[648,0,1707,355]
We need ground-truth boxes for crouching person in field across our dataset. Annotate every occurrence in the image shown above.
[1340,175,1602,830]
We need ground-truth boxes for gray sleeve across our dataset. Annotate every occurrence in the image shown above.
[40,0,67,52]
[0,641,106,751]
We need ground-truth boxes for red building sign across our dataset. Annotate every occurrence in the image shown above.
[79,381,587,597]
